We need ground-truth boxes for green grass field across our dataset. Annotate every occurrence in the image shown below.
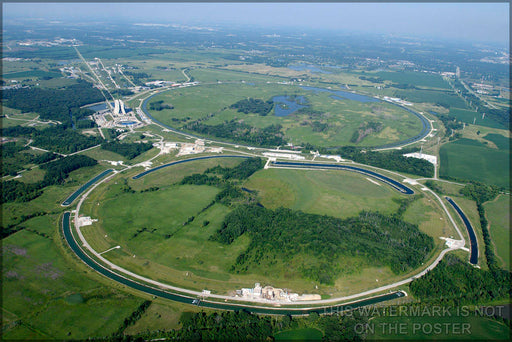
[367,312,511,340]
[375,71,451,89]
[1,215,144,339]
[484,195,511,269]
[274,327,323,341]
[147,82,423,148]
[448,108,507,130]
[439,138,510,189]
[77,160,449,297]
[244,168,404,219]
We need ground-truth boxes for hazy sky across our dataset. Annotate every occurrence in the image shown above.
[3,2,510,45]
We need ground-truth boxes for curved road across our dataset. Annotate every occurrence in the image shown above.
[62,154,470,312]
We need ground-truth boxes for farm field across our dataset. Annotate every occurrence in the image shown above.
[375,71,451,89]
[439,138,510,189]
[484,195,511,269]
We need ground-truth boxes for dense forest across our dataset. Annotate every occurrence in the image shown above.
[1,80,104,126]
[1,125,102,154]
[94,307,368,341]
[101,141,153,160]
[230,98,274,116]
[409,254,511,305]
[185,120,287,147]
[212,205,434,284]
[0,155,97,204]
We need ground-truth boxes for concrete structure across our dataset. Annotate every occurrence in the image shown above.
[236,283,320,302]
[403,152,437,166]
[262,152,305,161]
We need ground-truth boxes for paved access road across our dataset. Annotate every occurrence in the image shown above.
[62,212,405,314]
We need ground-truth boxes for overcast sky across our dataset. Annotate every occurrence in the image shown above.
[3,2,510,45]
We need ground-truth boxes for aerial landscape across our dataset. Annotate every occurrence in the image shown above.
[1,2,510,341]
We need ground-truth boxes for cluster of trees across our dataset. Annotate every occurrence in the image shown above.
[1,155,97,204]
[299,144,434,177]
[96,308,368,341]
[149,100,173,111]
[2,125,102,154]
[181,158,263,186]
[123,71,151,86]
[1,80,103,126]
[1,142,50,177]
[230,98,274,116]
[32,126,102,154]
[211,205,434,284]
[409,254,511,306]
[180,158,263,206]
[432,112,464,137]
[184,120,287,147]
[359,76,384,83]
[460,181,501,272]
[101,141,153,160]
[310,120,329,133]
[114,301,152,337]
[350,121,384,143]
[333,146,434,177]
[410,182,510,307]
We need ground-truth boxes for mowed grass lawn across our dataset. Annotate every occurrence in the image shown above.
[484,194,511,269]
[440,138,510,189]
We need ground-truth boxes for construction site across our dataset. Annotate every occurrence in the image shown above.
[236,283,321,303]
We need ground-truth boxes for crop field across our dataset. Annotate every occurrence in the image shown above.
[395,89,468,109]
[439,138,510,189]
[484,195,511,269]
[448,108,507,130]
[146,82,423,147]
[375,71,451,89]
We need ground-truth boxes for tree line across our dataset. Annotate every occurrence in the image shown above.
[184,120,287,147]
[101,141,153,160]
[2,125,102,155]
[211,205,434,284]
[0,155,97,204]
[1,80,104,127]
